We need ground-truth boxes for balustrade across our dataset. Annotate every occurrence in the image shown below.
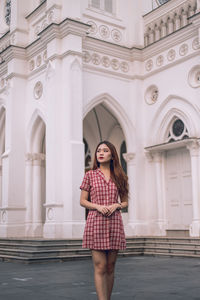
[144,0,197,46]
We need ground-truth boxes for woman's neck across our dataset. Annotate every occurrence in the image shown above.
[99,163,110,172]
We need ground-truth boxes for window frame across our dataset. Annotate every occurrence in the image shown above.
[89,0,115,16]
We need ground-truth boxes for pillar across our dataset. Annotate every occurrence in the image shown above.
[123,152,137,236]
[152,151,166,235]
[187,141,200,237]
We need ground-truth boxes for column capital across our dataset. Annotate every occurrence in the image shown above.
[123,152,136,165]
[145,151,163,163]
[186,140,200,157]
[26,153,46,165]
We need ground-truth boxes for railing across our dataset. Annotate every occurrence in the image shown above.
[144,0,197,47]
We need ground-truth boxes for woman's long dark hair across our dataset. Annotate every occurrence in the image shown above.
[93,141,129,200]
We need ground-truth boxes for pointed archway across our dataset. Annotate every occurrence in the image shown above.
[26,111,46,237]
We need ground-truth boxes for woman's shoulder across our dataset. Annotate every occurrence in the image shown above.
[85,169,98,177]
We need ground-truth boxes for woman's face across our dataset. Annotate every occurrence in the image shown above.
[96,143,112,164]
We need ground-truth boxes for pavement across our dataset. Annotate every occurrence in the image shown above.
[0,255,200,300]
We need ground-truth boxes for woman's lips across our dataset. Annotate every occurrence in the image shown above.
[99,157,104,159]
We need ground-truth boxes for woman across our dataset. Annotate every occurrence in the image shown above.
[80,140,128,300]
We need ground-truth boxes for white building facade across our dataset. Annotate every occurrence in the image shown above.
[0,0,199,238]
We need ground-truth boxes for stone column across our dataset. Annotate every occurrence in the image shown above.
[32,153,45,237]
[123,152,137,235]
[152,151,166,235]
[187,141,200,237]
[25,154,33,236]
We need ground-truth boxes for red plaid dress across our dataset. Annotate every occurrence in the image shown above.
[80,169,126,250]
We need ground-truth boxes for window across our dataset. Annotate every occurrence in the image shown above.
[167,119,189,143]
[120,141,127,175]
[83,138,92,170]
[91,0,113,14]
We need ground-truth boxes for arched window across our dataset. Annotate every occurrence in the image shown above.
[120,141,127,175]
[91,0,113,14]
[83,138,91,170]
[5,0,11,26]
[167,119,189,143]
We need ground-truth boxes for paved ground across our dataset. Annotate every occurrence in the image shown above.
[0,255,200,300]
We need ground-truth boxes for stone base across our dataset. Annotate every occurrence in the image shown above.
[125,220,167,237]
[43,222,63,238]
[62,221,85,238]
[0,223,25,237]
[125,221,149,236]
[190,221,200,237]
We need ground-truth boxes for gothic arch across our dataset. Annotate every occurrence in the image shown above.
[83,93,136,151]
[147,95,200,146]
[27,109,46,153]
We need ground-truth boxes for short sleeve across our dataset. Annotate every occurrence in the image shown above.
[80,171,91,192]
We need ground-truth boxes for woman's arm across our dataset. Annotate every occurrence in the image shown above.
[80,190,110,215]
[80,190,98,210]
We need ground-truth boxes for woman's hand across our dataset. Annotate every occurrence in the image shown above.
[96,205,110,216]
[105,203,120,216]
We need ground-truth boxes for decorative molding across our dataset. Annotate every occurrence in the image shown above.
[26,153,46,161]
[86,18,124,45]
[188,64,200,88]
[82,50,130,74]
[123,153,136,165]
[144,0,196,47]
[186,140,200,156]
[33,81,43,99]
[145,85,159,105]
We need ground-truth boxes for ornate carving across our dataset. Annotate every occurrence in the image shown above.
[192,38,199,50]
[145,59,153,71]
[91,53,101,65]
[111,29,122,42]
[87,21,98,34]
[102,56,110,68]
[187,141,200,157]
[179,43,188,56]
[167,49,176,61]
[2,210,7,223]
[120,61,129,73]
[43,50,47,62]
[156,55,164,67]
[99,25,110,38]
[123,152,136,165]
[34,81,43,99]
[188,65,200,88]
[36,55,42,67]
[145,85,159,105]
[48,10,54,23]
[45,60,55,80]
[83,51,91,63]
[47,208,54,220]
[29,60,35,71]
[111,59,120,70]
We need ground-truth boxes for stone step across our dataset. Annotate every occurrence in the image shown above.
[1,237,200,263]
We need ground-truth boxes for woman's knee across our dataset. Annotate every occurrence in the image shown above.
[94,261,107,275]
[107,262,115,275]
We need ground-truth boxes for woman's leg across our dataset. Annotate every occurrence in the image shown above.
[92,250,108,300]
[106,250,118,300]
